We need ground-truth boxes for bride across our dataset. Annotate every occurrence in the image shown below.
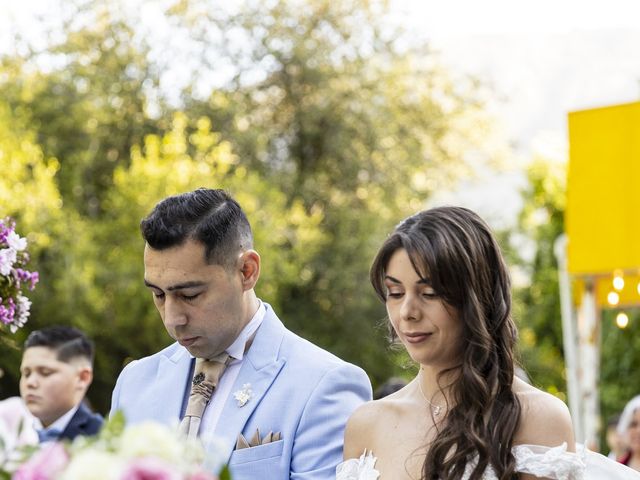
[337,206,639,479]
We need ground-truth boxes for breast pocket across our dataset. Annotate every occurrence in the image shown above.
[229,438,284,465]
[228,439,287,478]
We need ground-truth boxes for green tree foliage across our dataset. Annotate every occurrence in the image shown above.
[514,158,568,396]
[0,2,161,217]
[1,0,505,406]
[166,0,502,384]
[0,102,65,385]
[600,308,640,440]
[514,156,640,447]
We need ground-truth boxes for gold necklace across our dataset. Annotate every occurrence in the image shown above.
[417,380,443,416]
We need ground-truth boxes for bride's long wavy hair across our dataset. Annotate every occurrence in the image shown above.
[370,206,521,480]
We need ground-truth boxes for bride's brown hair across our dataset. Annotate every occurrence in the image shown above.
[370,206,520,480]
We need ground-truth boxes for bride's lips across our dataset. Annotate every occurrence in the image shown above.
[403,332,432,343]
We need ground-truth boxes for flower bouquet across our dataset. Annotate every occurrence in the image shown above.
[0,218,39,334]
[1,412,231,480]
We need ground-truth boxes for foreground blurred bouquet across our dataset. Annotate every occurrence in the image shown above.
[2,412,230,480]
[0,218,39,333]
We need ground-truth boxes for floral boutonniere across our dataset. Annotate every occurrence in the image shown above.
[233,383,253,407]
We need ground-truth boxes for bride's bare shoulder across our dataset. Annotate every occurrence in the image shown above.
[343,384,412,459]
[346,393,405,431]
[513,377,576,450]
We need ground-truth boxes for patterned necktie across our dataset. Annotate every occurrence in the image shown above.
[179,353,231,439]
[37,428,62,444]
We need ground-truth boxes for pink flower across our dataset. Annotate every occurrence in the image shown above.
[120,457,182,480]
[13,443,69,480]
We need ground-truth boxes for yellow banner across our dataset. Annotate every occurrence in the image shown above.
[566,102,640,277]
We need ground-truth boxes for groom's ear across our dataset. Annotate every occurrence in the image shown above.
[238,250,260,291]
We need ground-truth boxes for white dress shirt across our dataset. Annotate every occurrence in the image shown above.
[199,301,265,433]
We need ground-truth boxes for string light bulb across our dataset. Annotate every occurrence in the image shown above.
[616,312,629,329]
[613,272,624,291]
[607,291,620,306]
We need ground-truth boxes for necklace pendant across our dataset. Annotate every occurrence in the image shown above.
[432,405,442,416]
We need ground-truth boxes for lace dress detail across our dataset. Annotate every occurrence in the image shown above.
[461,443,585,480]
[336,450,380,480]
[337,443,640,479]
[512,443,585,479]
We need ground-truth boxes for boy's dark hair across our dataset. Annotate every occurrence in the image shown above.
[140,188,253,268]
[24,326,95,364]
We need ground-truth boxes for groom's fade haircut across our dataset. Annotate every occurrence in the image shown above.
[24,326,95,365]
[140,188,253,269]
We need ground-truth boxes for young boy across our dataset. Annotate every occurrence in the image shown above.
[19,326,103,443]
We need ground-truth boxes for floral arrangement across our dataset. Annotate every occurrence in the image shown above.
[0,218,39,333]
[1,412,231,480]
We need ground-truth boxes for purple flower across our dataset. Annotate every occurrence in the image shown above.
[0,217,39,333]
[0,298,15,325]
[29,271,40,290]
[13,443,69,480]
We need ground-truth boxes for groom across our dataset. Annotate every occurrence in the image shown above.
[110,188,372,479]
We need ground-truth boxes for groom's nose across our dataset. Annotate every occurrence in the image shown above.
[163,297,188,328]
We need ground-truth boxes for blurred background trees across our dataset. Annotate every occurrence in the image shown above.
[0,0,635,433]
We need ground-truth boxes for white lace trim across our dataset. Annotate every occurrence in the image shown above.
[513,443,586,480]
[336,450,380,480]
[337,444,587,480]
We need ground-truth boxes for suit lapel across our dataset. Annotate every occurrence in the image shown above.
[210,306,287,462]
[149,347,194,422]
[61,403,90,440]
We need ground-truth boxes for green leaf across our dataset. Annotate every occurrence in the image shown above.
[218,465,232,480]
[99,410,126,440]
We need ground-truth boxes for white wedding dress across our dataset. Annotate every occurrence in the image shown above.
[336,443,640,479]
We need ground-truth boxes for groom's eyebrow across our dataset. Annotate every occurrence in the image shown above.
[144,279,206,291]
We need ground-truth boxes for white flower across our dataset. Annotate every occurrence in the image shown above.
[0,248,16,276]
[0,420,11,465]
[118,422,184,464]
[60,449,123,480]
[233,383,253,407]
[14,295,31,328]
[5,231,27,252]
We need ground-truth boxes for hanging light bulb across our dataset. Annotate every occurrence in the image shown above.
[613,271,624,291]
[607,291,620,306]
[637,281,640,296]
[616,312,629,329]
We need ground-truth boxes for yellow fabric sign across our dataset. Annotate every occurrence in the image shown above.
[567,102,640,277]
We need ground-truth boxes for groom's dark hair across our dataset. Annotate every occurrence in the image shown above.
[141,188,253,268]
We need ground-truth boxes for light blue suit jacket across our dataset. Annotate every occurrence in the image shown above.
[110,304,372,479]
